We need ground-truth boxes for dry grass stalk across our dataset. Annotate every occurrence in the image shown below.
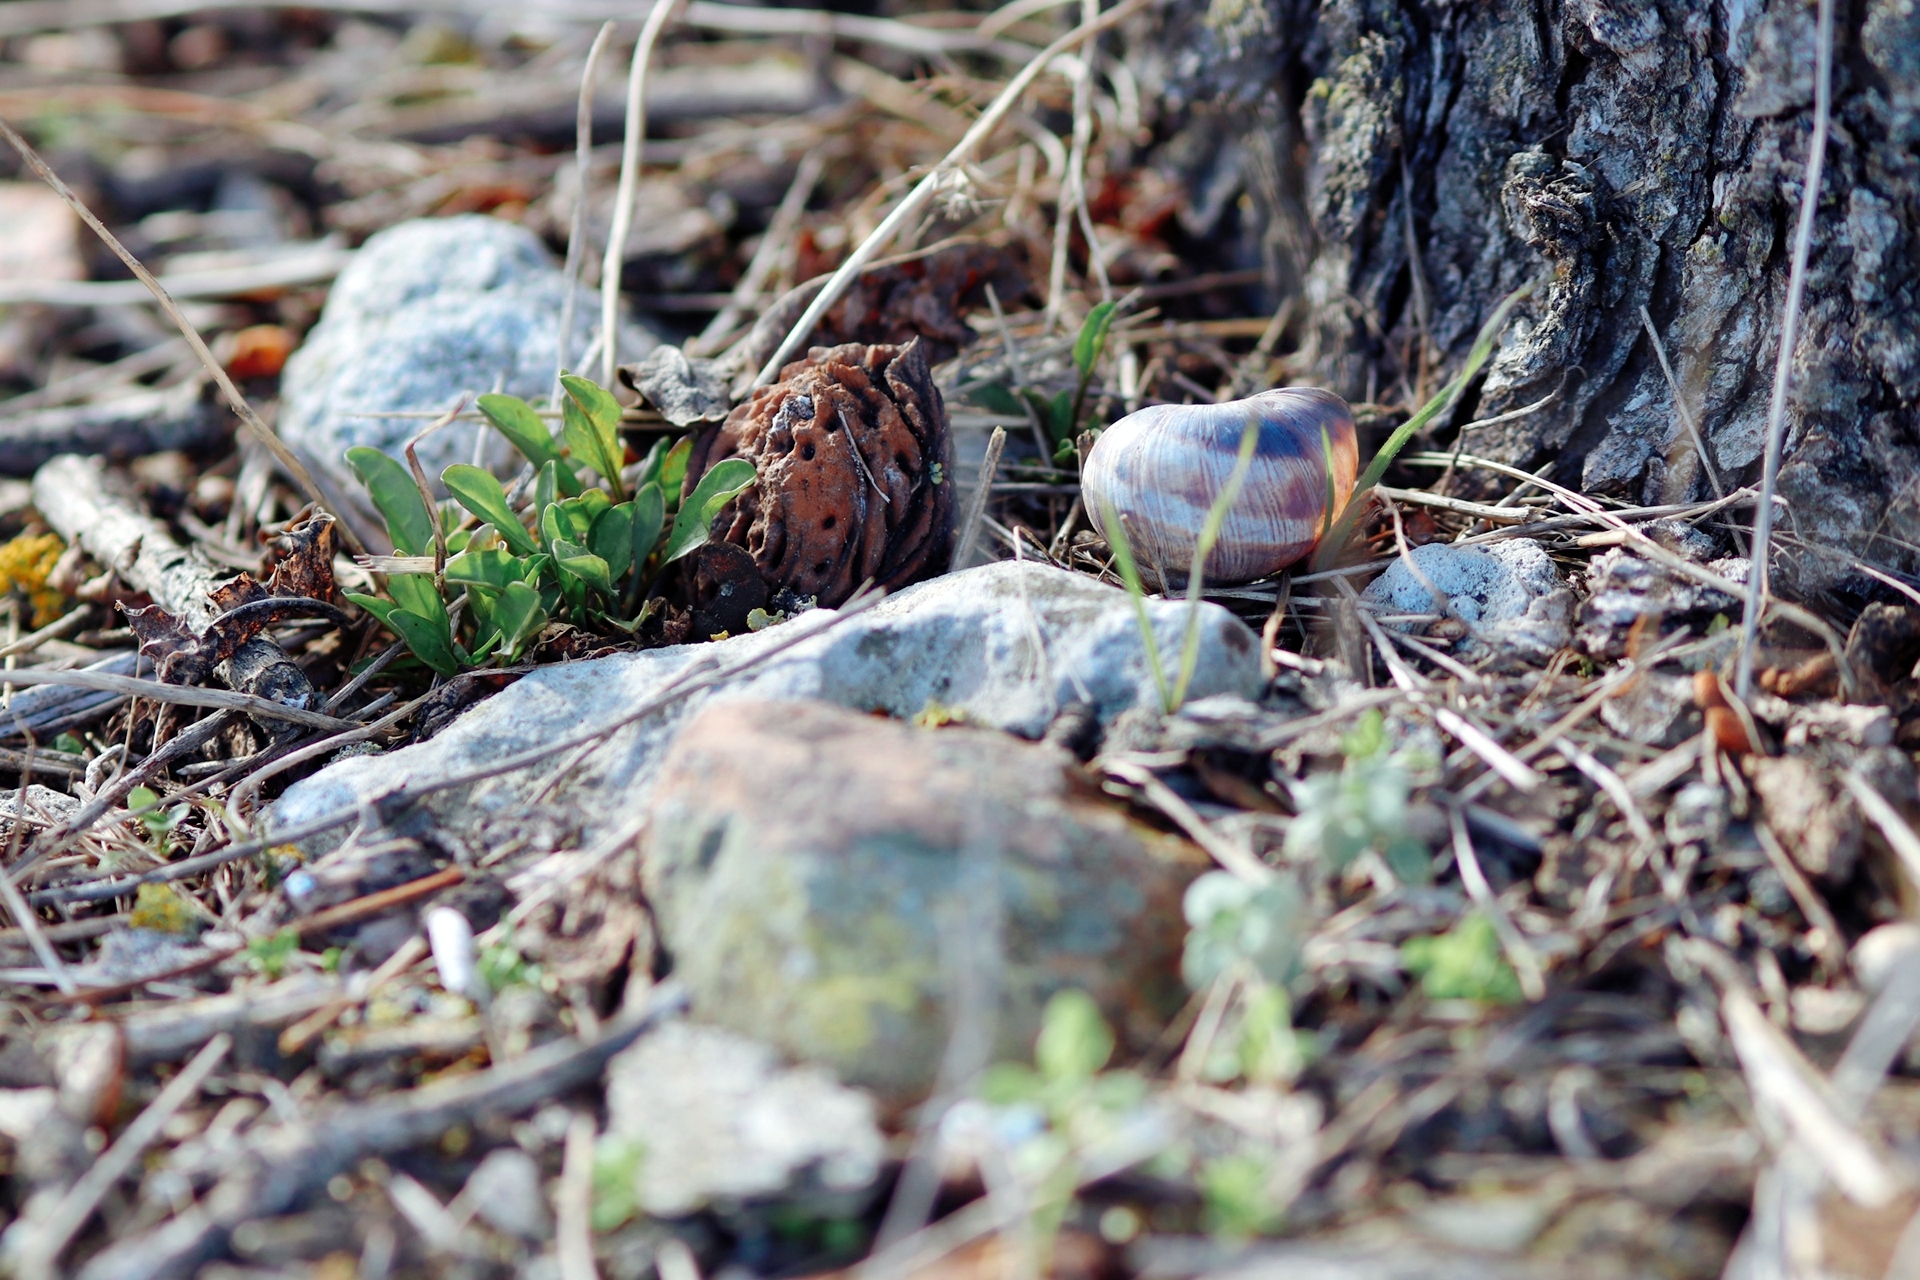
[1735,0,1835,698]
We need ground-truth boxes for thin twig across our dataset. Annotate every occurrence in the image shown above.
[1638,304,1724,498]
[31,589,886,906]
[0,114,359,555]
[751,0,1151,388]
[953,427,1007,571]
[14,1034,231,1280]
[691,149,826,356]
[1447,805,1545,1000]
[1736,0,1834,699]
[557,1112,601,1280]
[0,670,351,732]
[602,0,682,389]
[557,21,617,401]
[1103,758,1274,884]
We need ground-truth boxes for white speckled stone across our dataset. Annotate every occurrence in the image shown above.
[1362,538,1573,661]
[278,216,656,533]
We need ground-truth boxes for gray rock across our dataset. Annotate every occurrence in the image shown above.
[1361,539,1572,662]
[643,698,1201,1100]
[1577,550,1749,658]
[278,216,657,535]
[602,1019,884,1216]
[268,560,1263,856]
[461,1148,551,1240]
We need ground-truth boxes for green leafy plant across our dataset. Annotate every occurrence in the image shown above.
[246,928,301,980]
[1181,871,1305,993]
[1402,914,1522,1004]
[1201,1152,1285,1239]
[1283,709,1431,883]
[476,934,542,994]
[590,1136,647,1232]
[345,374,756,674]
[126,784,190,850]
[1181,873,1313,1086]
[973,303,1120,467]
[978,991,1156,1261]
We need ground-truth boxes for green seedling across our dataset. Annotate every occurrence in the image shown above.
[1283,709,1431,884]
[1402,914,1522,1004]
[343,373,758,674]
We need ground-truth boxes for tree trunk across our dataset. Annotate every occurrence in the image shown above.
[1138,0,1920,598]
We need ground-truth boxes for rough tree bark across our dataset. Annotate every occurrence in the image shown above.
[1136,0,1920,599]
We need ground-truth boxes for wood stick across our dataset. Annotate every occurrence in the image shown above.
[0,116,359,553]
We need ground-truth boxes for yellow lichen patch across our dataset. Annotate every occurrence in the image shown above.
[128,882,206,935]
[0,532,66,627]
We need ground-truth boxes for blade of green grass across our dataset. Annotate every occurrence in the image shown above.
[1171,410,1262,710]
[1100,496,1173,714]
[1310,279,1537,574]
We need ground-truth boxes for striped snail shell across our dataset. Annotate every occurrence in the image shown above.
[1082,387,1359,589]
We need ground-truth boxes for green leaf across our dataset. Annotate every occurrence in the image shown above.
[591,502,636,581]
[535,459,561,515]
[494,580,548,658]
[662,458,755,564]
[1402,915,1522,1004]
[969,382,1025,416]
[560,374,626,496]
[1097,497,1172,713]
[346,591,398,627]
[540,503,566,552]
[445,547,529,591]
[658,436,692,502]
[1035,989,1113,1082]
[386,573,446,625]
[630,483,666,567]
[476,394,568,480]
[1046,389,1074,445]
[571,487,612,527]
[443,465,536,555]
[635,437,670,491]
[346,446,434,556]
[1073,300,1118,378]
[1313,278,1537,573]
[552,539,613,594]
[387,607,460,677]
[560,373,622,435]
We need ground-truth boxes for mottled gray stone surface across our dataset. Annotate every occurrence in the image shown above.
[267,560,1263,853]
[602,1019,885,1215]
[278,215,656,533]
[1362,538,1573,661]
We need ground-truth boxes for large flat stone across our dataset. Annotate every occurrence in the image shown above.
[269,560,1264,855]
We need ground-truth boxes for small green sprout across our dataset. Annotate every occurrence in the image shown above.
[246,928,301,980]
[345,372,756,674]
[1402,914,1522,1004]
[1283,709,1431,883]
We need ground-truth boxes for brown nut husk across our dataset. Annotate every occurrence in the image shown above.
[684,339,954,608]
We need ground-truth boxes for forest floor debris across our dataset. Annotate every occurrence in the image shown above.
[0,8,1911,1280]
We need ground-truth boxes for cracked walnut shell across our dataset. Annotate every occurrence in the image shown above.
[684,340,953,608]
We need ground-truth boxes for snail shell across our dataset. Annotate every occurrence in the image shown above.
[1082,387,1358,588]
